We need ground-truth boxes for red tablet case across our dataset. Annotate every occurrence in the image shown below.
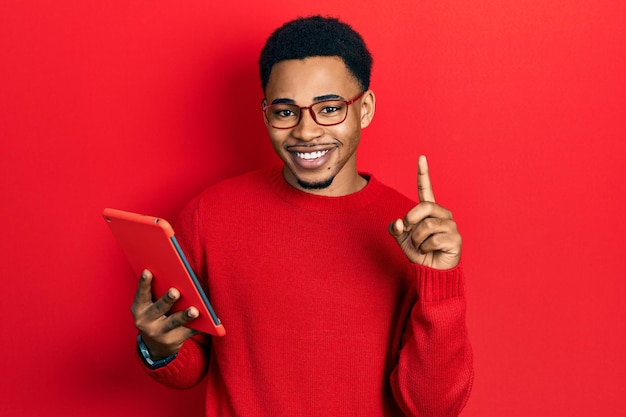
[103,208,225,336]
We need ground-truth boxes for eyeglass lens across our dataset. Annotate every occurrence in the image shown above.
[266,100,349,129]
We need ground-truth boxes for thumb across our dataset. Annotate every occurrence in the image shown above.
[388,218,405,237]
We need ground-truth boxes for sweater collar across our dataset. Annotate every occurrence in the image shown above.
[269,165,384,212]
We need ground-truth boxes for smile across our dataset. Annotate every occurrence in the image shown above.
[295,150,330,160]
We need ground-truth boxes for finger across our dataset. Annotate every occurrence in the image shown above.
[403,201,452,230]
[410,218,458,250]
[132,269,155,309]
[145,287,181,320]
[417,155,436,203]
[162,307,200,332]
[388,218,405,236]
[417,231,462,255]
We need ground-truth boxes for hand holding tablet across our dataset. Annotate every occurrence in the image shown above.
[103,208,225,337]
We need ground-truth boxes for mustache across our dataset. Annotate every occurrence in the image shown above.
[286,142,339,150]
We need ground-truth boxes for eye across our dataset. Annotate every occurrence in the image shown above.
[320,106,340,114]
[316,101,346,117]
[271,106,298,119]
[275,109,296,117]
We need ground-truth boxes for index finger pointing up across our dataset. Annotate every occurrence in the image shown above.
[417,155,436,203]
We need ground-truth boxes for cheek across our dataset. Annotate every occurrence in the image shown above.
[267,130,287,149]
[330,120,361,146]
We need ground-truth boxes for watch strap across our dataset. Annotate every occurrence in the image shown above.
[136,334,177,369]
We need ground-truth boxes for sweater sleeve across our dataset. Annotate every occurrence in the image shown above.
[390,263,474,417]
[137,334,210,389]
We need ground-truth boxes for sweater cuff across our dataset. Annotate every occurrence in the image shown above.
[413,262,465,302]
[137,337,204,378]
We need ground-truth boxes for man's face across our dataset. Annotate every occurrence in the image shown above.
[263,56,375,196]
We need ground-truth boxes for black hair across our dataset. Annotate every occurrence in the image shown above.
[259,15,373,92]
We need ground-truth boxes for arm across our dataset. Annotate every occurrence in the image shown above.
[390,264,473,416]
[388,156,474,416]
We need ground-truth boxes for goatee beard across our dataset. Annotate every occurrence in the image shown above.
[297,176,335,190]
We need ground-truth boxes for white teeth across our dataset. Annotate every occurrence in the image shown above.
[295,150,329,160]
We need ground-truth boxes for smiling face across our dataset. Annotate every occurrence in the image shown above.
[263,56,375,196]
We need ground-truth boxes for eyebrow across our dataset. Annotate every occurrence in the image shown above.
[313,94,343,102]
[270,94,344,105]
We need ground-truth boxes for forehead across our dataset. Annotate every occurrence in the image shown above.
[265,56,361,101]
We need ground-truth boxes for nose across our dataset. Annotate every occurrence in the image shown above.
[291,108,324,141]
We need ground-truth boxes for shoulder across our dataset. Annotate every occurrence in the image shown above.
[177,166,280,220]
[194,166,280,205]
[364,173,416,214]
[202,166,279,197]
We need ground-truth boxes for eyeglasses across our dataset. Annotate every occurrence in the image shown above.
[262,91,365,129]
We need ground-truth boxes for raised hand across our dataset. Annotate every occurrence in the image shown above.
[131,269,199,360]
[389,155,462,270]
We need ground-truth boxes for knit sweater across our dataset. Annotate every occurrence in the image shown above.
[141,166,473,417]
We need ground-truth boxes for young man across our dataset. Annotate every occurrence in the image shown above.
[131,16,473,417]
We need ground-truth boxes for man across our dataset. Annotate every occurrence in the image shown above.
[131,16,473,416]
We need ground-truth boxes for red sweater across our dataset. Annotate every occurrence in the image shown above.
[142,166,473,416]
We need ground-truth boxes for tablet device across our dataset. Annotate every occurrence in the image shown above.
[103,208,225,337]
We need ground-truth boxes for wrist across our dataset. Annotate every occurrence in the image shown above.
[136,334,177,369]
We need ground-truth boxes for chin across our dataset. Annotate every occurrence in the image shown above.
[296,175,335,190]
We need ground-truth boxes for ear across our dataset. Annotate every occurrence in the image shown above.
[359,90,376,129]
[261,98,270,128]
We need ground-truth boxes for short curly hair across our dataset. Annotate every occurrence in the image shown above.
[259,16,373,92]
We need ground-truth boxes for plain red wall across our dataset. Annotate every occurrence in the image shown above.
[1,1,625,416]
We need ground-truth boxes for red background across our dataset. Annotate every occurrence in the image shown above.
[1,1,625,416]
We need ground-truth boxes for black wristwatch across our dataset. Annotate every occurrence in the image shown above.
[136,334,177,369]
